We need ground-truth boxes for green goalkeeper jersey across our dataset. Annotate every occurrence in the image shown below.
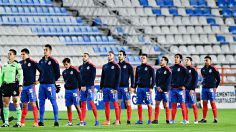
[0,61,23,87]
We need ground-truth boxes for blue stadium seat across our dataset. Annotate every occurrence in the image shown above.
[207,18,217,25]
[93,47,100,53]
[83,36,90,43]
[228,0,236,7]
[218,0,227,7]
[96,36,102,43]
[169,8,178,16]
[154,46,161,52]
[139,0,149,7]
[233,36,236,42]
[102,36,109,42]
[71,36,78,42]
[222,9,232,17]
[232,10,236,17]
[152,9,162,16]
[155,0,164,7]
[202,8,211,16]
[108,36,116,43]
[90,36,96,43]
[164,0,174,7]
[216,35,228,44]
[229,26,236,34]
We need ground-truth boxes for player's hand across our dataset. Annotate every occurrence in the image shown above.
[181,86,185,90]
[34,81,39,85]
[213,88,217,93]
[112,89,117,94]
[157,87,162,92]
[129,88,135,93]
[19,86,23,94]
[55,84,61,93]
[100,89,103,93]
[81,86,86,92]
[149,88,153,93]
[189,90,194,95]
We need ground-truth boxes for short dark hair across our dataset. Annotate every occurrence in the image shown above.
[62,58,71,64]
[84,53,90,57]
[186,56,192,61]
[45,44,52,50]
[141,53,148,57]
[9,49,17,55]
[204,55,211,60]
[108,51,115,55]
[21,48,30,54]
[162,56,169,64]
[175,53,183,60]
[119,50,126,56]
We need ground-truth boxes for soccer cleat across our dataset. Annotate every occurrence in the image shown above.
[147,120,152,125]
[114,120,120,125]
[54,122,59,127]
[83,121,87,126]
[38,122,44,126]
[65,122,73,126]
[102,121,110,125]
[135,120,143,124]
[169,120,176,124]
[213,119,218,123]
[21,123,25,127]
[112,120,121,125]
[152,120,158,124]
[180,120,189,124]
[33,122,38,127]
[194,120,198,124]
[166,120,170,124]
[199,119,207,123]
[79,122,84,126]
[1,123,9,127]
[9,116,15,122]
[13,122,21,128]
[94,120,100,126]
[127,120,131,125]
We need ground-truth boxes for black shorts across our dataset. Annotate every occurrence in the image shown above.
[1,83,20,97]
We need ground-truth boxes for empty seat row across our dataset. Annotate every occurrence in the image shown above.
[59,36,117,45]
[0,16,83,25]
[0,0,52,6]
[31,26,101,35]
[217,0,236,8]
[0,6,68,16]
[0,26,33,35]
[93,46,132,55]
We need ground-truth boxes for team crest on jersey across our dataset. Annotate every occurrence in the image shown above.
[13,91,17,95]
[164,71,167,74]
[87,66,90,70]
[48,61,51,65]
[177,68,180,72]
[145,67,148,71]
[123,65,127,69]
[189,70,191,73]
[209,69,212,73]
[28,63,31,67]
[111,66,114,69]
[70,71,73,74]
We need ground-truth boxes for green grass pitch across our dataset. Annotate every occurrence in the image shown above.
[0,109,235,132]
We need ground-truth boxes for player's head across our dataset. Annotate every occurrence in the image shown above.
[204,55,212,66]
[160,56,168,67]
[21,48,30,60]
[185,56,192,66]
[118,50,126,62]
[174,53,182,64]
[44,44,52,57]
[108,51,115,62]
[62,58,71,69]
[8,49,16,61]
[141,53,148,64]
[83,53,90,63]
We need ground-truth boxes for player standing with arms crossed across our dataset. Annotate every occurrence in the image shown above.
[134,54,155,125]
[100,51,121,125]
[199,56,220,123]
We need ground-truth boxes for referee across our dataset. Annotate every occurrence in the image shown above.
[0,49,23,128]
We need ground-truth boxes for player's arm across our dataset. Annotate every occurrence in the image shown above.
[149,66,155,89]
[114,65,121,90]
[0,67,3,87]
[76,69,82,90]
[129,64,135,88]
[191,69,199,90]
[16,63,24,86]
[134,67,138,89]
[100,65,105,90]
[91,65,96,86]
[213,68,221,88]
[52,59,60,81]
[184,67,192,88]
[164,70,172,91]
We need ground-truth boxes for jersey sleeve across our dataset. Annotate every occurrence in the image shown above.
[213,68,221,88]
[0,67,3,86]
[100,65,105,90]
[129,64,135,88]
[184,67,192,88]
[164,70,172,91]
[191,69,199,90]
[149,66,155,89]
[134,67,138,89]
[52,59,60,82]
[91,65,96,86]
[16,63,24,86]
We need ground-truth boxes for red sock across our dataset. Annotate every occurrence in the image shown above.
[32,106,38,123]
[81,102,87,121]
[185,104,189,121]
[67,111,72,122]
[127,105,132,121]
[105,102,110,121]
[21,107,28,124]
[165,107,170,121]
[192,104,198,121]
[119,105,121,121]
[203,101,208,119]
[154,106,160,120]
[180,103,187,120]
[210,102,217,120]
[113,102,120,121]
[138,105,143,121]
[78,110,83,121]
[148,105,152,121]
[89,101,98,120]
[171,103,177,120]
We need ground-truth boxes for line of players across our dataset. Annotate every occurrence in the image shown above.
[0,44,220,127]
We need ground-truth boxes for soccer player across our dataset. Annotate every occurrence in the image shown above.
[117,50,135,125]
[134,54,155,125]
[199,56,220,123]
[0,49,23,127]
[100,51,121,125]
[62,58,83,126]
[38,44,61,127]
[152,56,172,124]
[79,53,99,126]
[184,57,199,124]
[170,53,191,124]
[19,48,40,127]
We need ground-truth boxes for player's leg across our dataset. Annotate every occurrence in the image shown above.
[135,88,144,124]
[110,89,120,125]
[102,88,111,125]
[47,84,59,126]
[200,88,208,123]
[65,106,73,126]
[29,86,39,127]
[0,90,5,124]
[178,89,187,124]
[2,97,10,127]
[123,88,132,124]
[190,90,198,124]
[12,96,22,127]
[38,84,46,126]
[87,87,99,126]
[72,89,83,126]
[117,87,122,123]
[79,88,87,124]
[209,88,217,123]
[20,87,29,126]
[144,89,152,125]
[163,92,170,124]
[153,101,161,124]
[170,89,177,124]
[185,90,190,122]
